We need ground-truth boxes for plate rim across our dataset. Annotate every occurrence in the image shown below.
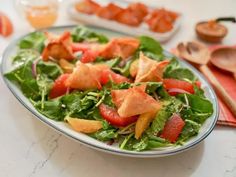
[0,25,219,158]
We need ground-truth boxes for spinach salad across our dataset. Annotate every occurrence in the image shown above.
[4,26,213,151]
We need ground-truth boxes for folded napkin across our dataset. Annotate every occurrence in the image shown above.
[208,45,236,127]
[172,45,236,127]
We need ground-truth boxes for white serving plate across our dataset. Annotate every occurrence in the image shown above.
[67,0,182,42]
[1,25,218,158]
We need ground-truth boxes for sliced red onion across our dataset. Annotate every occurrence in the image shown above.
[168,88,191,94]
[32,58,40,77]
[66,87,70,95]
[48,56,58,63]
[107,139,114,146]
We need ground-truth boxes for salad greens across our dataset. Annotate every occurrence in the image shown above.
[151,98,182,135]
[164,58,197,82]
[137,36,164,61]
[18,32,46,52]
[36,60,63,80]
[4,26,214,152]
[72,25,109,43]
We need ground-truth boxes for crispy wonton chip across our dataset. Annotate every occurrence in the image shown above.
[111,84,146,108]
[99,37,140,59]
[111,84,160,117]
[42,31,75,61]
[135,52,169,82]
[65,62,102,90]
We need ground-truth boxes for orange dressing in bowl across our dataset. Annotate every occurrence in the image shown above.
[26,5,58,29]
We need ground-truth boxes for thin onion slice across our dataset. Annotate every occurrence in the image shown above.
[32,57,41,77]
[167,88,191,95]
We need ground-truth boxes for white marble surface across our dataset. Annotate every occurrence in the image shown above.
[0,0,236,177]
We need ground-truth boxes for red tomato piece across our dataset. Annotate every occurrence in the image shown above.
[160,114,185,143]
[163,78,195,96]
[71,43,89,53]
[80,50,98,63]
[100,69,130,85]
[99,103,138,127]
[49,74,70,99]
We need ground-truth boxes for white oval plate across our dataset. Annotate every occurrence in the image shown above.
[67,0,182,42]
[1,25,218,158]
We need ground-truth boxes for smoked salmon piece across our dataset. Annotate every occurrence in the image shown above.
[99,37,140,59]
[96,3,123,20]
[42,31,75,61]
[115,9,141,27]
[135,52,169,82]
[115,3,148,26]
[75,0,101,15]
[146,8,179,33]
[127,3,148,21]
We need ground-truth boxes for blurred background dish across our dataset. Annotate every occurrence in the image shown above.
[68,0,182,42]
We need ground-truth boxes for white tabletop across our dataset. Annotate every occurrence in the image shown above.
[0,0,236,177]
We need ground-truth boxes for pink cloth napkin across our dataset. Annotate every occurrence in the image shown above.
[208,45,236,127]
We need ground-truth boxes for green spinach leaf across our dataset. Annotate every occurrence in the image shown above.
[4,52,41,100]
[164,68,196,81]
[178,119,201,143]
[36,74,54,109]
[138,36,163,56]
[61,90,101,119]
[146,82,162,95]
[193,85,205,98]
[112,59,133,77]
[36,60,63,80]
[21,79,40,100]
[95,56,121,68]
[146,136,171,149]
[177,94,213,114]
[12,49,39,65]
[91,129,118,141]
[34,99,65,121]
[72,26,109,43]
[178,94,213,124]
[120,134,148,151]
[164,58,196,81]
[18,32,46,52]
